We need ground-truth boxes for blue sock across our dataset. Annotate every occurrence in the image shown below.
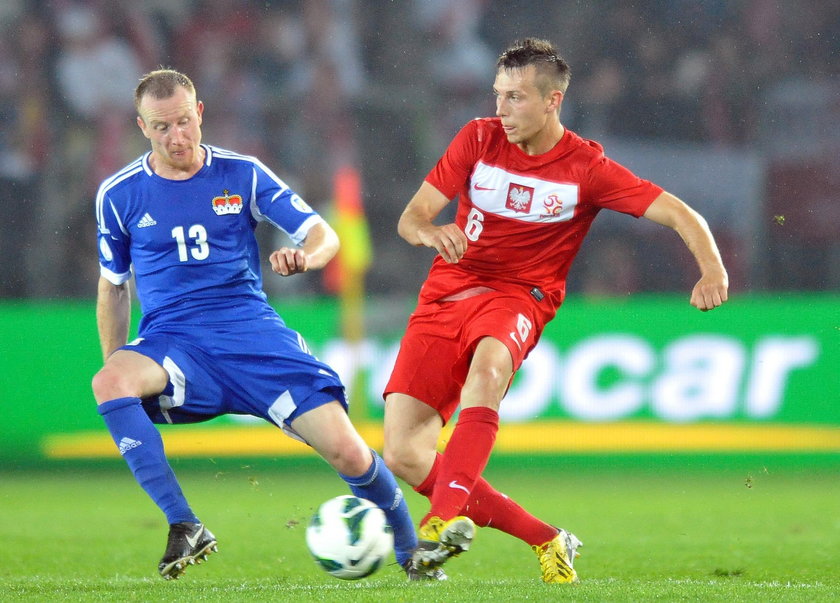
[340,450,418,566]
[98,397,198,525]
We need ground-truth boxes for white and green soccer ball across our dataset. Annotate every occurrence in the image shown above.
[305,495,394,580]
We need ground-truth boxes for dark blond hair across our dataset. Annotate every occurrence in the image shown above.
[134,69,196,111]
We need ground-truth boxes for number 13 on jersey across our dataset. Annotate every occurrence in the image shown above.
[171,224,210,261]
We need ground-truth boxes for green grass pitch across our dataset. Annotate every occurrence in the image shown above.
[1,454,838,602]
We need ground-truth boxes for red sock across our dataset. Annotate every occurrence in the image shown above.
[467,478,558,546]
[413,454,440,499]
[423,406,498,524]
[416,452,557,546]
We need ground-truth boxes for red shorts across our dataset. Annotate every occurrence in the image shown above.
[384,289,554,423]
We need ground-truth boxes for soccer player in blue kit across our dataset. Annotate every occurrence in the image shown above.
[92,69,426,580]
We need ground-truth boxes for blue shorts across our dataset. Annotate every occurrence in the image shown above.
[121,315,346,443]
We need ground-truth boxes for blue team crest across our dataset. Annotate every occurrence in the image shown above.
[212,190,244,215]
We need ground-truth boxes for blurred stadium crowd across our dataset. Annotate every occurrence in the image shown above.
[1,0,838,299]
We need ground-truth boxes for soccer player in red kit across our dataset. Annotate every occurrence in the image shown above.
[383,38,729,583]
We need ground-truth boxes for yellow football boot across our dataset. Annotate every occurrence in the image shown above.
[410,515,475,575]
[532,529,582,584]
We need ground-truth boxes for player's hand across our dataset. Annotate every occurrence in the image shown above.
[690,271,729,311]
[416,223,468,264]
[270,247,308,276]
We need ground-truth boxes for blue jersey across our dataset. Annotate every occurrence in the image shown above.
[95,145,322,330]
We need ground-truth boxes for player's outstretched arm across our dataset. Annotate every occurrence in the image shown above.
[96,277,131,361]
[398,181,467,264]
[642,191,729,311]
[270,221,340,276]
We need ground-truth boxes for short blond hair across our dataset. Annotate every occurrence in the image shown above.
[134,69,196,111]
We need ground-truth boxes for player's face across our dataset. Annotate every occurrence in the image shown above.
[494,65,562,154]
[137,86,204,176]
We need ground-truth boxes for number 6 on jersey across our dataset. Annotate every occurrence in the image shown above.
[509,313,533,350]
[465,208,484,241]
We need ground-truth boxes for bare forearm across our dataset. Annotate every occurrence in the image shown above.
[301,221,340,270]
[397,182,467,263]
[397,182,445,246]
[673,205,727,279]
[643,192,728,310]
[644,193,725,275]
[397,205,433,247]
[398,181,450,245]
[96,277,131,361]
[270,220,339,276]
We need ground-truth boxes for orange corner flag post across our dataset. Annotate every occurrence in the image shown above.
[324,164,372,421]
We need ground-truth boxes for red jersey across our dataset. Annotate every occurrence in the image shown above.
[420,117,663,310]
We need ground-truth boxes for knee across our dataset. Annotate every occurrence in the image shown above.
[328,437,373,477]
[382,442,418,482]
[91,365,135,404]
[381,447,402,476]
[475,365,509,391]
[462,365,508,406]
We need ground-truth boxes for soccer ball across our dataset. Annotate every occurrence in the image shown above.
[305,495,393,580]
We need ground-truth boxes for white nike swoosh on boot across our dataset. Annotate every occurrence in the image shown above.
[448,480,469,493]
